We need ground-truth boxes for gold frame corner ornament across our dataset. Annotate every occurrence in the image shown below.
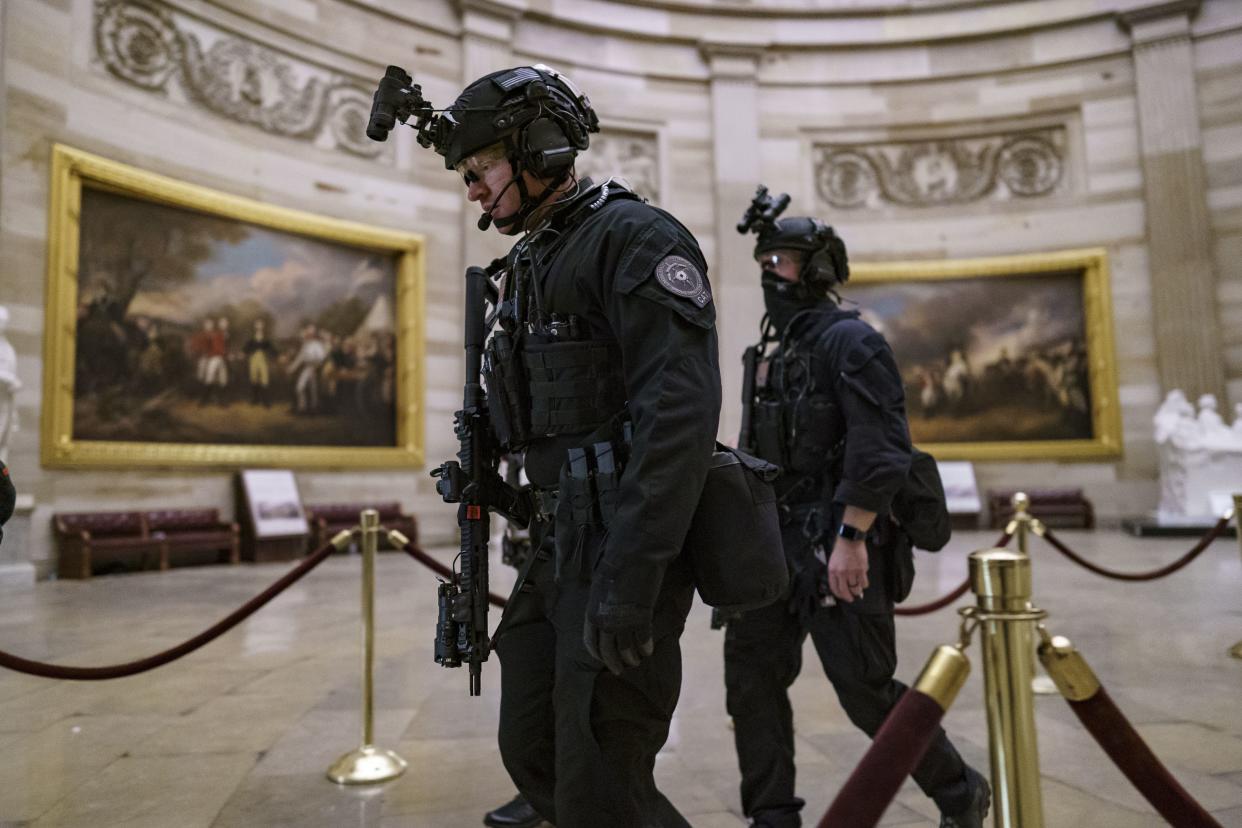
[40,144,426,470]
[850,247,1123,462]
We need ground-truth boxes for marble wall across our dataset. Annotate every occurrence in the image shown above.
[1,0,1239,580]
[0,0,468,576]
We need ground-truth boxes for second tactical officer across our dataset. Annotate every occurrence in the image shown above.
[726,189,990,828]
[401,65,721,827]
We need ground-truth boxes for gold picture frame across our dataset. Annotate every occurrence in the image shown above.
[848,248,1121,461]
[41,144,425,469]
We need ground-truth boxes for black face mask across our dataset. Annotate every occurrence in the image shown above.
[761,271,818,334]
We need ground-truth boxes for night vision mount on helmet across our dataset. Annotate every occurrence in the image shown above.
[366,64,600,229]
[737,185,849,295]
[366,64,598,169]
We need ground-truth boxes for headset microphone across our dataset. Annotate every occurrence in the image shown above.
[476,175,525,232]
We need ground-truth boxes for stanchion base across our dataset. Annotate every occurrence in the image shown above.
[1032,674,1059,695]
[1229,641,1242,660]
[326,745,407,785]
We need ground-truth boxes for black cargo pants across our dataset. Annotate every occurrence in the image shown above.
[723,525,972,827]
[495,519,696,828]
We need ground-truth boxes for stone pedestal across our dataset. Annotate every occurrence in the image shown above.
[0,494,36,589]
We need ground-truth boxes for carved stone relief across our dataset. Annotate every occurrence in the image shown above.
[576,129,661,204]
[814,127,1066,210]
[93,0,384,159]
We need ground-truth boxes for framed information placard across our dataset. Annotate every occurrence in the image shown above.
[236,469,308,560]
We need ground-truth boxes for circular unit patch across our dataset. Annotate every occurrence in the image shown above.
[654,255,710,307]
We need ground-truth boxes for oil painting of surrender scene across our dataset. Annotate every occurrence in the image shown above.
[42,145,424,468]
[846,249,1121,460]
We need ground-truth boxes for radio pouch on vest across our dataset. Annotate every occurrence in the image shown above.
[684,444,787,612]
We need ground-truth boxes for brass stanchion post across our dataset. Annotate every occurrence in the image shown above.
[970,548,1045,827]
[327,509,407,785]
[1008,493,1058,696]
[1231,495,1241,660]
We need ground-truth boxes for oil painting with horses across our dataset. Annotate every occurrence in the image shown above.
[846,270,1093,444]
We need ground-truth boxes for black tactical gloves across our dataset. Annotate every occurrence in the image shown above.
[583,561,661,675]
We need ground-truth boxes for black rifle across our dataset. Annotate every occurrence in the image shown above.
[430,265,530,696]
[738,343,760,453]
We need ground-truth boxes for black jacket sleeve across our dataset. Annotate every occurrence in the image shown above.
[818,319,912,516]
[590,211,722,606]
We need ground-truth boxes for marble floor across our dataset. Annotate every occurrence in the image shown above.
[1,528,1240,827]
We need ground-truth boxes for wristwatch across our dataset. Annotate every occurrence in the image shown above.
[837,522,867,541]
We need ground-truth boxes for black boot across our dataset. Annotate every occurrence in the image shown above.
[939,767,990,828]
[483,794,544,828]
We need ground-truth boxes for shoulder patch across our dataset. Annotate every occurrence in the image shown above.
[654,255,711,308]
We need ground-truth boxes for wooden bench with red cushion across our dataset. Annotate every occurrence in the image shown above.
[988,488,1095,530]
[53,511,167,579]
[145,508,240,567]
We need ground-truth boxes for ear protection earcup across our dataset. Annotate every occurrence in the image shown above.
[523,117,576,177]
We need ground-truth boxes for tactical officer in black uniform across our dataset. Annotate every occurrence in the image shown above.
[388,64,720,827]
[725,189,990,828]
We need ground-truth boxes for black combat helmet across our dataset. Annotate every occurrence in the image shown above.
[753,216,850,295]
[436,64,600,176]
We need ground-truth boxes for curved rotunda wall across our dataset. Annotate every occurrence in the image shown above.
[1,0,1239,579]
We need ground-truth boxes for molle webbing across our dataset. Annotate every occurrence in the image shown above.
[523,339,625,434]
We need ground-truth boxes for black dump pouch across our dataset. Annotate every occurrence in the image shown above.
[482,331,532,449]
[684,445,787,613]
[524,339,626,436]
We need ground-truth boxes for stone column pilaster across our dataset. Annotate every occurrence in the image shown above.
[1120,1,1224,401]
[702,42,766,445]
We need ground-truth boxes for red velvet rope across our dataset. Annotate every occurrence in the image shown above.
[1065,686,1223,827]
[0,541,338,681]
[893,531,1012,616]
[402,544,508,608]
[1040,516,1231,582]
[818,688,948,828]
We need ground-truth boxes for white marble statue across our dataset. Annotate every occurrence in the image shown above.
[1155,389,1242,521]
[0,307,20,464]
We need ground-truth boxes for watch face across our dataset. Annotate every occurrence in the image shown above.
[838,523,865,541]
